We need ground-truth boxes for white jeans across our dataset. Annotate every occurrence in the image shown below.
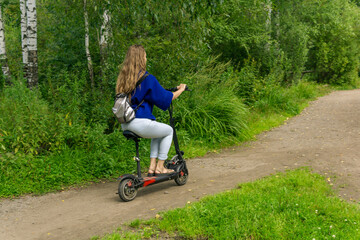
[121,118,173,160]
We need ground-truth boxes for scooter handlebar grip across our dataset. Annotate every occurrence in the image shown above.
[167,86,191,92]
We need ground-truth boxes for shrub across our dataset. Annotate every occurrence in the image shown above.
[0,81,66,154]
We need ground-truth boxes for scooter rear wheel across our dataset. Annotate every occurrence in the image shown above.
[175,170,188,186]
[118,178,138,202]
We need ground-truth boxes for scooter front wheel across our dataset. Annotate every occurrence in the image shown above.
[118,178,138,202]
[175,169,188,186]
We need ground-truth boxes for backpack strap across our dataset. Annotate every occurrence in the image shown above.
[133,73,149,111]
[135,73,149,88]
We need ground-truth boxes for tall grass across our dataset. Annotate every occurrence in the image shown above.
[254,80,323,115]
[175,58,250,144]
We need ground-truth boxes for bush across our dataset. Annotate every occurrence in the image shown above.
[0,81,66,154]
[234,59,263,105]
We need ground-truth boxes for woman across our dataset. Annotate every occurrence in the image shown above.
[116,45,186,176]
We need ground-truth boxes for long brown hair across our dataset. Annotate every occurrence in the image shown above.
[116,45,147,94]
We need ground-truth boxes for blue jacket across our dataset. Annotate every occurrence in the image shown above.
[131,72,173,120]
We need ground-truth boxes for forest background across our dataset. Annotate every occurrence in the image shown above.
[1,0,360,197]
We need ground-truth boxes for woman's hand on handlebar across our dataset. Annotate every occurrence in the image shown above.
[177,84,187,92]
[172,83,187,100]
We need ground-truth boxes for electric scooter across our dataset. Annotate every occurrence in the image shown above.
[117,87,190,202]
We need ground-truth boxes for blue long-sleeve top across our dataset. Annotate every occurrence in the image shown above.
[130,72,173,120]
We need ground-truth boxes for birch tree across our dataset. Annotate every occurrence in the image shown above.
[26,0,38,88]
[20,0,38,88]
[0,4,11,82]
[84,0,94,90]
[265,0,272,51]
[265,0,272,32]
[99,1,111,84]
[100,4,111,59]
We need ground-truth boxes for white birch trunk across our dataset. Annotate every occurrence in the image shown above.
[275,9,280,50]
[84,0,94,90]
[0,5,11,81]
[100,9,110,50]
[20,0,28,76]
[265,0,272,51]
[99,2,111,83]
[265,0,272,32]
[26,0,38,88]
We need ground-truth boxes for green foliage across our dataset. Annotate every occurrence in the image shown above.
[209,0,360,85]
[2,1,22,79]
[234,59,263,104]
[208,0,273,71]
[275,1,310,81]
[37,0,87,77]
[300,0,360,85]
[352,0,360,6]
[0,72,4,91]
[0,81,65,154]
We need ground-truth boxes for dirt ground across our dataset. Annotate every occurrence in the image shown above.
[1,89,360,240]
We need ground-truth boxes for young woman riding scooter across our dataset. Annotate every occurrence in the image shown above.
[116,44,187,177]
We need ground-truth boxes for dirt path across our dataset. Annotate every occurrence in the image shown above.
[1,89,360,240]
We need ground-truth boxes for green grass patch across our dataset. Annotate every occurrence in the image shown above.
[97,169,360,239]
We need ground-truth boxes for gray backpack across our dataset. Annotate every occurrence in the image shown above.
[112,73,149,123]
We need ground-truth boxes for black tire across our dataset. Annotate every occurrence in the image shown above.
[118,178,138,202]
[174,170,188,186]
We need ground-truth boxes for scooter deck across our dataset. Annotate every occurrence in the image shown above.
[140,172,178,187]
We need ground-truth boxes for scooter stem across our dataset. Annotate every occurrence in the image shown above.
[135,140,142,178]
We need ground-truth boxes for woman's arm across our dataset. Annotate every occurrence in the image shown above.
[172,84,187,100]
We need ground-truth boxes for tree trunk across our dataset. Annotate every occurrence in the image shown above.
[100,8,110,57]
[0,5,11,84]
[265,0,272,52]
[99,2,111,88]
[265,0,272,31]
[20,0,28,79]
[275,8,280,50]
[84,0,94,90]
[26,0,38,88]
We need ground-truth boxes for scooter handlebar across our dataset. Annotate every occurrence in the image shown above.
[167,86,191,92]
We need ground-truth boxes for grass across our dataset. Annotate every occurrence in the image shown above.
[95,168,360,239]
